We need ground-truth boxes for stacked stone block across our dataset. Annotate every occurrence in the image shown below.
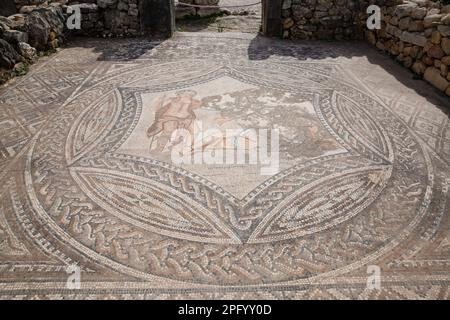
[366,0,450,96]
[0,2,66,83]
[281,0,371,40]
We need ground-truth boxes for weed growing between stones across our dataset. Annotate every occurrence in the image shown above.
[14,62,29,77]
[42,48,58,57]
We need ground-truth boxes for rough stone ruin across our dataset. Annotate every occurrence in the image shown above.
[176,0,221,18]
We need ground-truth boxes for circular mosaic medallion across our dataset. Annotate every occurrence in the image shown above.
[27,59,431,286]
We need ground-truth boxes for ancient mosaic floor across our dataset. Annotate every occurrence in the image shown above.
[0,32,450,299]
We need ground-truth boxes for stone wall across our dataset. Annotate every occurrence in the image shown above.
[280,0,450,96]
[65,0,174,37]
[366,0,450,96]
[14,0,176,37]
[6,0,173,38]
[67,0,140,36]
[0,3,66,83]
[281,0,371,40]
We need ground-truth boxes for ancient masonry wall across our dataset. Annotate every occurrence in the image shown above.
[365,1,450,96]
[66,0,140,37]
[0,2,66,83]
[0,0,172,83]
[3,0,172,38]
[64,0,174,37]
[281,0,372,40]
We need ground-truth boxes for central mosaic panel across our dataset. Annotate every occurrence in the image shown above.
[116,76,346,198]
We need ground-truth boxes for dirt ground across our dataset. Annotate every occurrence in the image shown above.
[175,0,262,33]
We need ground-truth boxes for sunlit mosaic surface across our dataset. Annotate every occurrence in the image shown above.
[0,33,449,299]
